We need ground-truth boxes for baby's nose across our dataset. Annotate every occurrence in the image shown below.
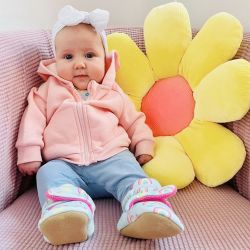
[75,58,86,69]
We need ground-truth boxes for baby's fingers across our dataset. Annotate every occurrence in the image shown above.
[18,168,27,176]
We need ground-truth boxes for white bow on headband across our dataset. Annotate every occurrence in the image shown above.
[58,5,109,33]
[52,5,110,55]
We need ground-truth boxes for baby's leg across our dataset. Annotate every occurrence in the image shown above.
[36,160,95,245]
[36,159,99,205]
[81,150,148,202]
[83,150,184,239]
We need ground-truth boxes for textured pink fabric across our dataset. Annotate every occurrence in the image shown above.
[226,109,250,200]
[0,181,249,249]
[225,33,250,200]
[106,27,146,53]
[0,28,250,249]
[0,30,53,211]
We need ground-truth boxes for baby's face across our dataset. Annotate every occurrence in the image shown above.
[55,24,105,90]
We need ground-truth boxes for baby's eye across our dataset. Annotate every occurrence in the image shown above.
[64,54,73,60]
[85,52,95,59]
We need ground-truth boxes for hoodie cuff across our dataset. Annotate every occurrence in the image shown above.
[17,146,42,165]
[134,140,155,158]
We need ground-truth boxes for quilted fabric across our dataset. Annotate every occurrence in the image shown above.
[226,33,250,200]
[0,181,249,249]
[0,30,53,211]
[227,111,250,200]
[0,27,249,250]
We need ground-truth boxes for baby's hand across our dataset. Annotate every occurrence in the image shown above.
[18,162,41,176]
[136,154,153,166]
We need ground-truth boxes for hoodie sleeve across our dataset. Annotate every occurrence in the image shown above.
[15,85,47,165]
[118,89,155,158]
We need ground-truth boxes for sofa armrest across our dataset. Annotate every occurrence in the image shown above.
[227,33,250,200]
[0,30,53,211]
[227,111,250,200]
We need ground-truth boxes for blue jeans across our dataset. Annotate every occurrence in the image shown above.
[36,150,148,206]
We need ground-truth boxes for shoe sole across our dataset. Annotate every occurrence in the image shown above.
[120,212,182,239]
[39,211,88,245]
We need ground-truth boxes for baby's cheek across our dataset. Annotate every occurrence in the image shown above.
[56,61,72,80]
[92,67,106,83]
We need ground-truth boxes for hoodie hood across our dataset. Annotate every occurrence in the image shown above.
[37,51,120,88]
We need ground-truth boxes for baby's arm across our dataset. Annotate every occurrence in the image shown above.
[136,154,153,166]
[18,162,41,176]
[117,89,154,162]
[16,85,47,174]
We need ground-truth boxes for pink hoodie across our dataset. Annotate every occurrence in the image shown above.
[16,52,154,166]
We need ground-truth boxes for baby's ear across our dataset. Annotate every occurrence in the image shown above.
[105,50,120,71]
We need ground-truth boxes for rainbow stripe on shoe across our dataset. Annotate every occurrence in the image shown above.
[117,178,184,239]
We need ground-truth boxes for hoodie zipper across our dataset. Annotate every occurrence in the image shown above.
[76,102,88,164]
[70,84,91,165]
[76,99,94,165]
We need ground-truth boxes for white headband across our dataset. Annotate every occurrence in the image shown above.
[52,5,109,55]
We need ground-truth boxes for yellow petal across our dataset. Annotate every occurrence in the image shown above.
[144,2,191,80]
[175,120,246,187]
[143,136,195,189]
[179,12,243,90]
[194,59,250,122]
[107,33,155,110]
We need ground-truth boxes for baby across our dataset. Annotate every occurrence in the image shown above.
[16,5,184,245]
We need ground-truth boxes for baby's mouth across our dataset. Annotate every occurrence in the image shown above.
[74,74,88,78]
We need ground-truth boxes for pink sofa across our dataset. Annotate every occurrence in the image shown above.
[0,28,250,249]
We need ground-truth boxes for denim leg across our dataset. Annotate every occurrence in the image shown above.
[80,150,148,202]
[36,159,111,206]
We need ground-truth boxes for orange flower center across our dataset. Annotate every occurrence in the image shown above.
[141,75,195,136]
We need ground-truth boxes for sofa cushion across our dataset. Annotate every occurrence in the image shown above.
[226,33,250,201]
[227,109,250,201]
[0,181,249,249]
[1,28,249,214]
[0,30,53,211]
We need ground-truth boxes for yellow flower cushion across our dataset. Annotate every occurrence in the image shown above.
[107,2,250,188]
